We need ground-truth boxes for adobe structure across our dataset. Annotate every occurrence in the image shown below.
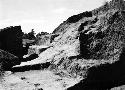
[0,26,23,58]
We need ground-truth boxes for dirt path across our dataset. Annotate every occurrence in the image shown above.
[0,70,80,90]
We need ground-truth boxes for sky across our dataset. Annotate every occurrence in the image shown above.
[0,0,111,33]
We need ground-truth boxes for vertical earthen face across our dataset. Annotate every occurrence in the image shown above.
[0,42,2,49]
[0,26,23,58]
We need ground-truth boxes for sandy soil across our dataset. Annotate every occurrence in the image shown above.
[0,70,81,90]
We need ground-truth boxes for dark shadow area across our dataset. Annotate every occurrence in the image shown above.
[39,48,48,54]
[50,34,59,43]
[68,48,125,90]
[68,55,83,60]
[2,58,21,71]
[41,62,51,69]
[11,64,42,72]
[78,22,89,31]
[21,54,38,62]
[3,53,38,71]
[38,88,43,90]
[0,26,23,58]
[22,43,30,55]
[79,32,93,59]
[79,30,106,60]
[66,11,92,23]
[78,17,98,32]
[11,62,51,72]
[108,11,120,24]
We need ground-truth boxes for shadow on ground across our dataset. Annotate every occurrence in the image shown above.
[68,48,125,90]
[11,62,51,72]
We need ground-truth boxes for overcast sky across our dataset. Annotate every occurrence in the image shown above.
[0,0,111,33]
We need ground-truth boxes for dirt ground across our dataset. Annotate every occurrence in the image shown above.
[0,70,81,90]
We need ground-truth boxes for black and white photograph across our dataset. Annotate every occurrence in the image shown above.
[0,0,125,90]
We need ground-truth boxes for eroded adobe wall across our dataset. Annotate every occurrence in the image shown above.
[0,26,23,58]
